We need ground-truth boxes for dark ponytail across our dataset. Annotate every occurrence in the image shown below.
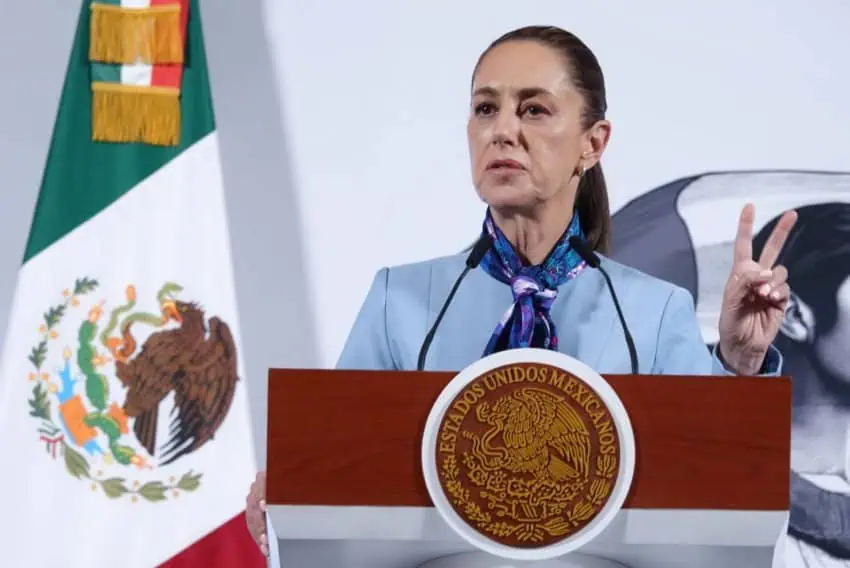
[478,25,612,252]
[576,164,611,253]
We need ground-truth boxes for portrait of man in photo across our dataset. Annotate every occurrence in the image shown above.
[610,171,850,568]
[609,170,850,567]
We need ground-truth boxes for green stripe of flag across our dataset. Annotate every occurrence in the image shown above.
[24,0,213,263]
[90,62,121,84]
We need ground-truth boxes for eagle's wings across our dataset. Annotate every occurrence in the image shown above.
[510,387,592,478]
[544,394,592,478]
[159,317,239,465]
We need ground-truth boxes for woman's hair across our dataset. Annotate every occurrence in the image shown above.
[753,202,850,336]
[475,25,612,253]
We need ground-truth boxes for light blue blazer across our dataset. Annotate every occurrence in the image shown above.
[336,251,782,376]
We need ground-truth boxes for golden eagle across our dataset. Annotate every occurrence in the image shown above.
[476,387,592,481]
[115,300,239,465]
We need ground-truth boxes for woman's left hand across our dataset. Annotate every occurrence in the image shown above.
[718,203,798,375]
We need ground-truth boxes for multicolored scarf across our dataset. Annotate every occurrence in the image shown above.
[479,209,588,355]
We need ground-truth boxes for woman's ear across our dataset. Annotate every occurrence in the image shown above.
[581,120,612,170]
[780,291,815,343]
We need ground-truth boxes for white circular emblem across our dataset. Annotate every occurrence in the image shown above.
[421,348,636,561]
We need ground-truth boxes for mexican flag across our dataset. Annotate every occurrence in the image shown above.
[0,0,265,566]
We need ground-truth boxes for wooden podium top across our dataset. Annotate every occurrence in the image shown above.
[266,369,791,512]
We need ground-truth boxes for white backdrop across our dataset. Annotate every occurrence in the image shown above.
[0,0,848,468]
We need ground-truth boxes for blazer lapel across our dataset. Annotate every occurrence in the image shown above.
[425,265,512,371]
[550,269,618,372]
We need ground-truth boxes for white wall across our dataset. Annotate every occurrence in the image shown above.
[0,0,849,467]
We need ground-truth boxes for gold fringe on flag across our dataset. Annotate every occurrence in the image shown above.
[92,83,181,147]
[89,3,184,65]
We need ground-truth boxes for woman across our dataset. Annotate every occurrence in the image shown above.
[245,25,796,556]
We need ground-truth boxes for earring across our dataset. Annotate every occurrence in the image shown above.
[575,165,586,178]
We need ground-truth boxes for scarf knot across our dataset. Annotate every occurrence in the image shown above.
[511,274,556,307]
[479,210,587,355]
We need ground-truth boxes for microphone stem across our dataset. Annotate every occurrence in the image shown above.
[417,266,472,371]
[598,266,639,375]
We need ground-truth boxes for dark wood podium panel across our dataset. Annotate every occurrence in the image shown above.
[266,369,791,511]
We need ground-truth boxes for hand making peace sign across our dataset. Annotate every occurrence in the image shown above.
[718,203,798,375]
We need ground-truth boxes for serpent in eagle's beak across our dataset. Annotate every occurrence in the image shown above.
[160,300,183,324]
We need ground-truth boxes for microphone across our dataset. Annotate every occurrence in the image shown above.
[569,236,639,375]
[417,233,493,371]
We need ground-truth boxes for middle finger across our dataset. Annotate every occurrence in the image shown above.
[757,211,797,269]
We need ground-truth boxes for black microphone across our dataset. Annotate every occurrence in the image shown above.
[569,236,639,375]
[417,233,493,371]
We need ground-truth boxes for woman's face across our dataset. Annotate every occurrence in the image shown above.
[467,40,607,212]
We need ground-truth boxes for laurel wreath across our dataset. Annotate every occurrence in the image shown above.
[26,277,203,502]
[440,451,618,543]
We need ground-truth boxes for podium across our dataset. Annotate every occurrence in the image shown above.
[265,360,791,568]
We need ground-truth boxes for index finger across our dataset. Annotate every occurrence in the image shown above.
[757,209,798,268]
[733,203,755,264]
